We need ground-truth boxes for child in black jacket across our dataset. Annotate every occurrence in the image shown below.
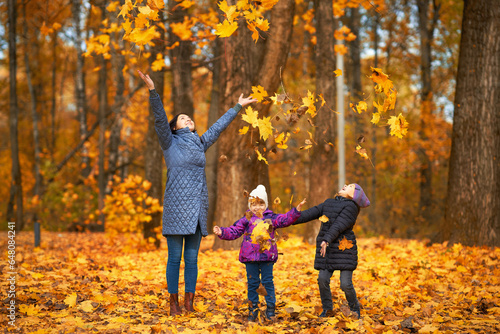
[294,183,370,319]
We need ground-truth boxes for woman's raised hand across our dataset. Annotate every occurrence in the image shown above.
[296,198,307,211]
[237,94,258,107]
[138,70,155,90]
[213,226,222,236]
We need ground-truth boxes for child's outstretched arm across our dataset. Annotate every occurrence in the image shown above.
[271,198,306,229]
[292,202,324,225]
[213,216,248,240]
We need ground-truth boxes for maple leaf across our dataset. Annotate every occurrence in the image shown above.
[334,44,348,56]
[40,22,53,36]
[79,300,95,312]
[178,0,194,9]
[215,20,238,38]
[319,215,329,223]
[388,113,409,139]
[251,85,268,102]
[239,126,249,135]
[151,54,165,72]
[255,18,270,32]
[345,32,357,42]
[301,91,317,117]
[275,132,290,149]
[64,293,78,307]
[352,101,367,114]
[333,69,342,77]
[355,145,369,160]
[106,1,120,12]
[338,236,354,251]
[371,112,381,124]
[255,148,268,165]
[170,19,194,40]
[257,116,273,141]
[118,0,134,18]
[218,0,238,22]
[241,106,259,128]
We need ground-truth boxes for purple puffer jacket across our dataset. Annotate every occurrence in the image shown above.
[218,208,300,263]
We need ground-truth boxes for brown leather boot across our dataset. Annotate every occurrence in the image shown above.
[169,293,181,316]
[184,292,195,313]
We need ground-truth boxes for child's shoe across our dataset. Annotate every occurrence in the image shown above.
[248,303,259,322]
[265,304,275,320]
[319,309,334,317]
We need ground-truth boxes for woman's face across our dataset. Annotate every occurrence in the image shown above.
[175,114,195,131]
[339,184,355,198]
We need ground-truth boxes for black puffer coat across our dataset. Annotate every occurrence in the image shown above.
[295,196,359,271]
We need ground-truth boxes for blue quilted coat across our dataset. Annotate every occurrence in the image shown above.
[150,90,242,236]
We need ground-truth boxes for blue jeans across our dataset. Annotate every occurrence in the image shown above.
[245,262,276,306]
[318,269,360,312]
[165,225,202,294]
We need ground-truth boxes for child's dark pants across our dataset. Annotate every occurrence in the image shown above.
[318,269,360,312]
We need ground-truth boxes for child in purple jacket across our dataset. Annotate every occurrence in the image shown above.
[213,185,306,321]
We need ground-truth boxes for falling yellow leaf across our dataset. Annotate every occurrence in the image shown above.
[319,215,329,223]
[215,20,238,38]
[257,117,273,141]
[239,126,249,135]
[255,148,268,165]
[251,85,268,102]
[334,44,348,56]
[387,113,409,139]
[371,112,381,125]
[241,107,259,128]
[333,69,342,77]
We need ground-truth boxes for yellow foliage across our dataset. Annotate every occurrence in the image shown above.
[104,175,163,235]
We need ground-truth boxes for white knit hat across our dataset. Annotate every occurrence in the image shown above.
[248,185,268,209]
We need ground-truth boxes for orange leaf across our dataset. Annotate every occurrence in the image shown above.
[339,236,354,251]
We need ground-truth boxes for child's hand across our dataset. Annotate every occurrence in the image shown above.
[320,241,328,257]
[213,226,222,236]
[296,198,306,211]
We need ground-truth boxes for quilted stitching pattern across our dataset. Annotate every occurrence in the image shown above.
[150,91,240,236]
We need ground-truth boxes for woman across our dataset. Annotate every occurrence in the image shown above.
[138,70,257,316]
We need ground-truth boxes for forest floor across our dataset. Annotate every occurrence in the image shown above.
[1,231,499,333]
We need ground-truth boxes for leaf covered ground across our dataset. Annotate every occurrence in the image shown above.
[1,232,499,333]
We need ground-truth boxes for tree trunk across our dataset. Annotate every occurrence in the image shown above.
[22,3,43,215]
[107,19,126,191]
[168,0,194,118]
[303,0,337,244]
[417,0,439,226]
[72,0,90,178]
[7,0,24,231]
[443,0,500,247]
[143,14,166,248]
[369,12,380,230]
[213,0,295,250]
[206,38,223,232]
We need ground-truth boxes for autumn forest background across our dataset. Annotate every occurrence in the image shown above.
[1,0,499,332]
